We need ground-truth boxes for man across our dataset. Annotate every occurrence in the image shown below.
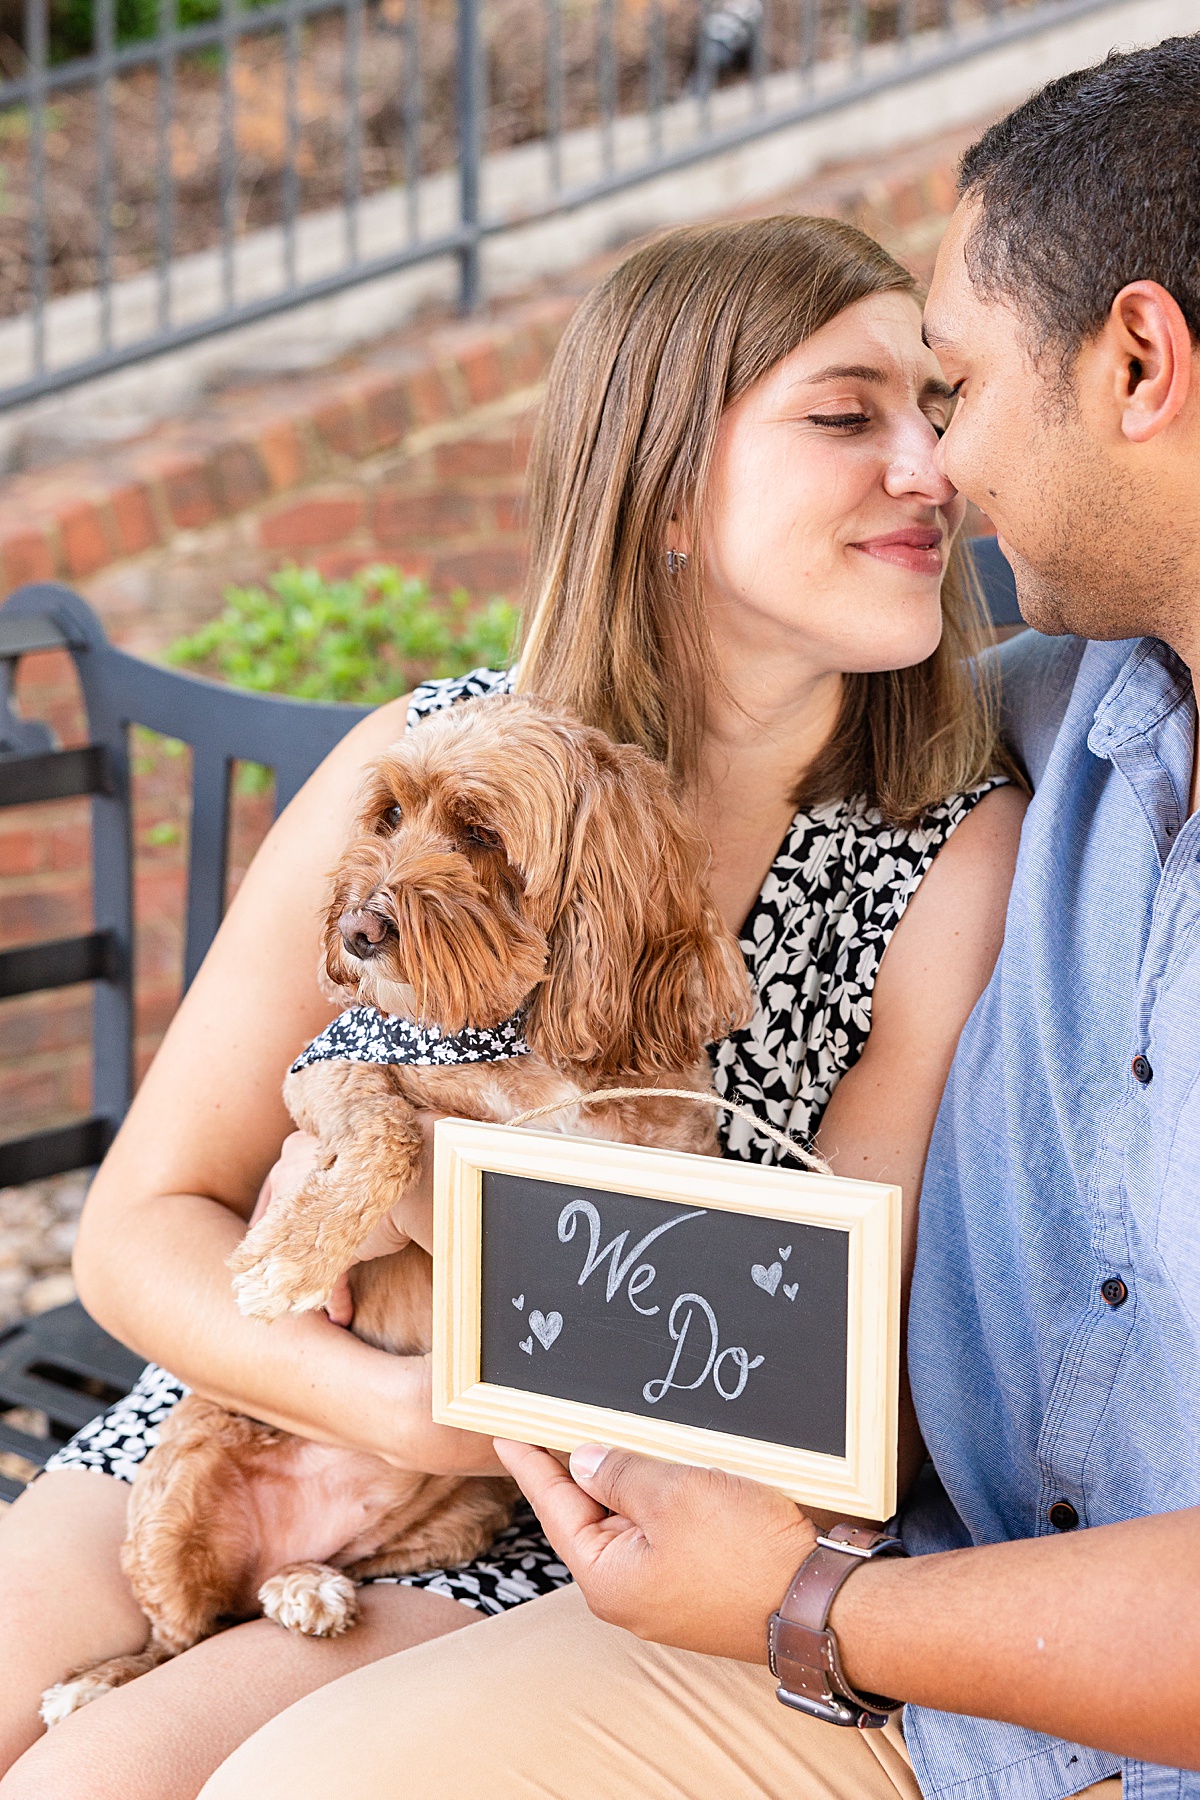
[499,31,1200,1796]
[201,33,1200,1800]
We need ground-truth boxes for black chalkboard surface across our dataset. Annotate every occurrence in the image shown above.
[481,1171,849,1456]
[432,1120,901,1515]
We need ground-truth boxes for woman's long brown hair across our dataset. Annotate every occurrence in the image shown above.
[514,214,1001,824]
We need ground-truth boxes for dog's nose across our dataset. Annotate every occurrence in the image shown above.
[338,908,394,961]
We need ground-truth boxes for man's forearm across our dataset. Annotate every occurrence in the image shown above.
[830,1506,1200,1769]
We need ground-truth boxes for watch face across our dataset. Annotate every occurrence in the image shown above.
[775,1685,864,1728]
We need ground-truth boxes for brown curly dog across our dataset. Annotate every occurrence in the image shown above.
[43,694,751,1722]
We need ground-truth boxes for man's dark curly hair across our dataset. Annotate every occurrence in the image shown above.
[958,34,1200,362]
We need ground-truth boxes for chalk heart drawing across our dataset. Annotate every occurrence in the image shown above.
[529,1310,563,1351]
[779,1246,793,1262]
[519,1336,534,1355]
[511,1294,525,1310]
[751,1261,783,1297]
[783,1282,799,1302]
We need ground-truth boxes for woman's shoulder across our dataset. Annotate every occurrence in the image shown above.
[406,667,515,730]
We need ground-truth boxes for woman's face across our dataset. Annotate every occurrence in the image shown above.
[696,291,964,677]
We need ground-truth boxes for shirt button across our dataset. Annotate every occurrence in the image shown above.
[1101,1276,1129,1307]
[1131,1054,1153,1084]
[1049,1501,1079,1532]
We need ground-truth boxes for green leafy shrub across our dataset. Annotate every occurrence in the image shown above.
[166,564,521,706]
[47,0,273,60]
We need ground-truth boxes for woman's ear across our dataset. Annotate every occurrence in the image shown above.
[524,750,752,1074]
[664,510,692,561]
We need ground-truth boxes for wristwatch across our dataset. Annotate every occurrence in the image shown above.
[768,1522,909,1729]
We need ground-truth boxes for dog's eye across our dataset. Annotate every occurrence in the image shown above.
[379,805,403,832]
[464,824,503,852]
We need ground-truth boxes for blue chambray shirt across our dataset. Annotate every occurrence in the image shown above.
[903,629,1200,1800]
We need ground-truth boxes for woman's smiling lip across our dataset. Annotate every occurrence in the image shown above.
[851,526,944,576]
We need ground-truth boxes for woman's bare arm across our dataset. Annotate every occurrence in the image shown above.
[816,780,1027,1496]
[73,694,501,1476]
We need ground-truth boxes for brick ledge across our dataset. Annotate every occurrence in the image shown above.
[0,299,574,594]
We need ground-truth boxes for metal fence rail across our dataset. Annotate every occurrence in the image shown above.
[0,0,1121,407]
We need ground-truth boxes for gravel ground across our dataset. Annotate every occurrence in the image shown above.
[0,1172,86,1332]
[0,1173,89,1488]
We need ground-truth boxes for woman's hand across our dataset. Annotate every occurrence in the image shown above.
[253,1115,441,1328]
[495,1439,815,1660]
[249,1130,321,1227]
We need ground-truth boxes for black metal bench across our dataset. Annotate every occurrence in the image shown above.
[0,540,1022,1500]
[0,581,369,1498]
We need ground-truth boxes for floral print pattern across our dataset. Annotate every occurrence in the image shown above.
[292,1004,529,1072]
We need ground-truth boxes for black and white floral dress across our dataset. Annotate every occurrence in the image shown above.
[45,667,1004,1615]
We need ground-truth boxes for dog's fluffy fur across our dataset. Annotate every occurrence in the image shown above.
[45,696,751,1721]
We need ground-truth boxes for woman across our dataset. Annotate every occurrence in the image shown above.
[0,215,1024,1799]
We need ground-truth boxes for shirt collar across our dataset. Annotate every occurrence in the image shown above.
[1086,637,1195,864]
[1087,636,1192,756]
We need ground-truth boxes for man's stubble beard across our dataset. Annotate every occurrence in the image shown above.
[1002,410,1192,651]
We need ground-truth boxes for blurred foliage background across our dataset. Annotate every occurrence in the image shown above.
[167,563,520,704]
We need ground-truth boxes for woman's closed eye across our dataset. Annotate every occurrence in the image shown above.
[806,410,872,432]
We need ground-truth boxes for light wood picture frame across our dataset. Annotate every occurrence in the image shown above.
[432,1118,902,1519]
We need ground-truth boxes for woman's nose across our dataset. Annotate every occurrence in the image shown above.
[882,425,957,506]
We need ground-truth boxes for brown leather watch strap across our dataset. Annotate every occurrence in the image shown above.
[768,1523,908,1728]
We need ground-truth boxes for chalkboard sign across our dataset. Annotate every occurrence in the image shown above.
[432,1120,901,1517]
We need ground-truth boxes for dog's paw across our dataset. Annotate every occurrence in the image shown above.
[40,1676,114,1726]
[231,1258,330,1321]
[259,1563,359,1637]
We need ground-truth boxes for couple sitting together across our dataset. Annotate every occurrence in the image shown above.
[2,31,1199,1800]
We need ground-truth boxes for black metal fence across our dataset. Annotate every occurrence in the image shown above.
[0,0,1120,406]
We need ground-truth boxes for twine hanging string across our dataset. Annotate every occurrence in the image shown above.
[505,1087,832,1178]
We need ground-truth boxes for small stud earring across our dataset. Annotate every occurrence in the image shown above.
[666,550,689,575]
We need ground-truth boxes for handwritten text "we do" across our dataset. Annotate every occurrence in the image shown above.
[557,1200,765,1405]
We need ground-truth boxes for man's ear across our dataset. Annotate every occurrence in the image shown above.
[1099,281,1195,445]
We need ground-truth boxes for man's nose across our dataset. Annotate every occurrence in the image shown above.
[338,907,394,960]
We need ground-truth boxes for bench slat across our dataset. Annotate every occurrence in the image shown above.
[0,744,114,808]
[0,930,120,1000]
[0,615,73,658]
[0,1117,113,1188]
[0,1418,51,1469]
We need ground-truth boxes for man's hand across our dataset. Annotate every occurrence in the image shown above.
[495,1439,816,1662]
[252,1114,441,1327]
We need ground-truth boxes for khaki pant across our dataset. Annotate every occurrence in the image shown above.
[200,1583,1120,1800]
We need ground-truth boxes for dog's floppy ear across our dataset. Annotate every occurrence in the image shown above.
[524,744,752,1074]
